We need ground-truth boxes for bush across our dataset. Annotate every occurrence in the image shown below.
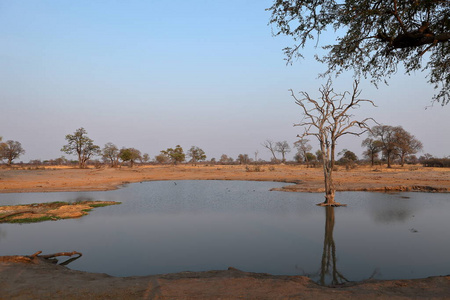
[421,158,450,168]
[245,165,264,172]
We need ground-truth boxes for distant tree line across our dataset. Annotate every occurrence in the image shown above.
[1,126,448,168]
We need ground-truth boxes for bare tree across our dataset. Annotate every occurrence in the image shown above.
[276,141,291,162]
[261,140,278,162]
[0,140,25,165]
[294,138,313,164]
[291,79,375,206]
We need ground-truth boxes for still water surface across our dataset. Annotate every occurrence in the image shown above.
[0,180,449,285]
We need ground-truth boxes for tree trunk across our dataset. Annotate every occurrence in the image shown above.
[386,152,392,168]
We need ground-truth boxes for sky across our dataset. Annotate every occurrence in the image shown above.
[1,0,448,163]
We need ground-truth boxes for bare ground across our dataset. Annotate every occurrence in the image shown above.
[0,164,449,299]
[1,256,449,300]
[0,164,449,194]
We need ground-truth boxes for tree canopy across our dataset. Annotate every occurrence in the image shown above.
[161,145,185,164]
[268,0,450,104]
[187,146,207,164]
[61,128,100,168]
[119,147,142,167]
[0,140,25,165]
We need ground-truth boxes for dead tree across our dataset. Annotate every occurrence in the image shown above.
[291,79,375,206]
[261,140,279,162]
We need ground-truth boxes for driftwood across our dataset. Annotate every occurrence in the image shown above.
[1,251,82,266]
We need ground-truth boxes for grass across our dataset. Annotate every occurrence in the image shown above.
[4,216,62,223]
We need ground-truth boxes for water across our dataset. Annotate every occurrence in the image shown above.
[0,180,449,285]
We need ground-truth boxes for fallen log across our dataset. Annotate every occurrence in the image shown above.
[0,251,82,266]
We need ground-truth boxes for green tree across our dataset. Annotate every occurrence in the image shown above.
[161,145,185,164]
[338,149,358,162]
[0,140,25,165]
[102,142,120,167]
[119,147,141,167]
[268,0,450,104]
[292,80,375,206]
[187,146,207,164]
[61,128,100,168]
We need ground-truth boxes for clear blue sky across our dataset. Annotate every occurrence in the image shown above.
[1,0,448,162]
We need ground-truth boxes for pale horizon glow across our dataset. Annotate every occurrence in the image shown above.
[1,1,448,163]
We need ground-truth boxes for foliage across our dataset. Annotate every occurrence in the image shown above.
[421,157,450,167]
[161,145,185,164]
[154,153,169,164]
[219,154,234,164]
[361,138,383,166]
[187,146,207,164]
[0,140,25,165]
[141,153,150,163]
[102,142,120,167]
[368,125,423,167]
[119,147,142,167]
[338,149,358,162]
[294,138,313,163]
[61,128,100,168]
[268,0,450,104]
[237,154,250,164]
[394,127,423,166]
[292,79,375,205]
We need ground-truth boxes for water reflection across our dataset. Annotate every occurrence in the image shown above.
[319,206,348,286]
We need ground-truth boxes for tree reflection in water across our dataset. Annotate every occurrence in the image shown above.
[319,206,348,286]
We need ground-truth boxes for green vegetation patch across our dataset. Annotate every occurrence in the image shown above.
[5,216,62,224]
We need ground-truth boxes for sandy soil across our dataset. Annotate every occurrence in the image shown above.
[0,164,449,194]
[0,256,449,300]
[0,164,449,299]
[0,201,120,223]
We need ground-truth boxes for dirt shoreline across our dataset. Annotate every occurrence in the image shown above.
[1,164,449,299]
[0,164,449,194]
